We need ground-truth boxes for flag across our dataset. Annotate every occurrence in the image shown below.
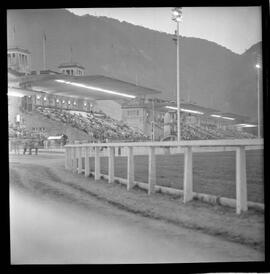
[43,31,46,42]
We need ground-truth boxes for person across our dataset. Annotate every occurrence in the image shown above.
[62,134,68,146]
[23,139,30,155]
[33,139,39,155]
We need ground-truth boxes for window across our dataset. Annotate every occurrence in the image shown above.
[127,110,139,116]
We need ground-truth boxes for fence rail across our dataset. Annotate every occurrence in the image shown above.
[64,138,263,214]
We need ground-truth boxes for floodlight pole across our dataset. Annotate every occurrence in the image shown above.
[152,99,155,141]
[176,19,181,142]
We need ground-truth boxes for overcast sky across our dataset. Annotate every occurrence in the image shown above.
[67,7,261,54]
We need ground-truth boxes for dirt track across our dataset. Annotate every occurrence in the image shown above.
[9,153,265,264]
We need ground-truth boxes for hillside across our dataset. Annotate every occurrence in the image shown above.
[7,9,262,120]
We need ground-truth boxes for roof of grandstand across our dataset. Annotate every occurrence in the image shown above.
[122,99,251,124]
[9,73,162,100]
[8,69,252,124]
[8,86,45,97]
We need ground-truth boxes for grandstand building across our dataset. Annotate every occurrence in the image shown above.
[8,45,257,142]
[7,45,161,141]
[122,98,257,140]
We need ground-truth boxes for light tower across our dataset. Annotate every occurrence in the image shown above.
[171,7,183,142]
[255,55,262,138]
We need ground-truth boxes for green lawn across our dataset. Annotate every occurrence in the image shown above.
[84,150,263,203]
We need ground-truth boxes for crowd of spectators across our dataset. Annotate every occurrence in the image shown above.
[35,106,149,142]
[181,122,256,140]
[9,123,47,140]
[10,106,256,144]
[168,121,256,140]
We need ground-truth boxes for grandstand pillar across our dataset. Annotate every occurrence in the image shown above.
[127,147,134,191]
[72,147,77,173]
[85,146,90,177]
[95,147,101,180]
[78,147,82,174]
[148,146,156,195]
[183,146,193,203]
[236,146,247,214]
[108,147,115,183]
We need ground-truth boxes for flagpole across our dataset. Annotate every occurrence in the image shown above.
[43,32,47,70]
[70,46,73,63]
[13,25,16,46]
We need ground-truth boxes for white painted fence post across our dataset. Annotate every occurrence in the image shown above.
[67,147,72,170]
[65,147,68,169]
[127,146,134,191]
[78,147,82,174]
[108,147,115,183]
[183,146,193,203]
[148,146,156,195]
[72,147,77,173]
[85,146,90,177]
[236,146,247,214]
[95,146,101,180]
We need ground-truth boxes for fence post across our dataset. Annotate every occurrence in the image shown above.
[95,146,100,180]
[72,147,77,173]
[148,146,156,195]
[85,146,90,177]
[108,147,115,183]
[78,147,82,174]
[183,146,193,203]
[236,146,247,214]
[127,146,134,191]
[66,147,69,170]
[65,147,68,169]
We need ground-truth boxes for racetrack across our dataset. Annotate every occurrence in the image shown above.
[9,153,264,264]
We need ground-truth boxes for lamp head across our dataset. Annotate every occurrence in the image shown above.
[172,7,182,22]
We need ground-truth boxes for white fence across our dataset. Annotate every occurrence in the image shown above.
[64,139,263,214]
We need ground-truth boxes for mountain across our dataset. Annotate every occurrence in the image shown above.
[7,9,262,120]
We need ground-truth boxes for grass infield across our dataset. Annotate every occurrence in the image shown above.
[83,149,263,203]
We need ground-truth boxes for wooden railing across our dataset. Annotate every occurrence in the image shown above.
[64,139,263,214]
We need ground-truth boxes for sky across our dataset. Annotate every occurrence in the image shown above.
[67,7,261,54]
